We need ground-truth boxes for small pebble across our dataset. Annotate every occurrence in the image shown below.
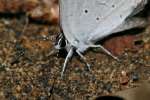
[131,72,139,81]
[23,84,32,94]
[103,82,112,92]
[37,96,48,100]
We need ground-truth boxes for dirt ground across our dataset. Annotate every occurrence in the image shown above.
[0,4,149,100]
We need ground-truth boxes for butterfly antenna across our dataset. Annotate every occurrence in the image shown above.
[90,45,119,61]
[76,50,91,71]
[61,47,74,78]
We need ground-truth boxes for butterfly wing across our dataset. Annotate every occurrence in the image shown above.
[129,0,147,17]
[88,0,147,42]
[59,0,81,45]
[59,0,146,46]
[112,17,148,33]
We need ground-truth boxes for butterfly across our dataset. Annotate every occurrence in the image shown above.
[56,0,148,77]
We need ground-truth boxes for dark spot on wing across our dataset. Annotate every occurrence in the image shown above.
[84,9,88,13]
[96,17,100,21]
[112,4,115,8]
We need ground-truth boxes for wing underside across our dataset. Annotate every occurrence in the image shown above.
[59,0,146,44]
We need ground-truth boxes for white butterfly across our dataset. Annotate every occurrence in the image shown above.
[56,0,148,77]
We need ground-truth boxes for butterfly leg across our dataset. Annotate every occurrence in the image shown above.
[76,49,91,71]
[90,45,119,61]
[61,47,74,78]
